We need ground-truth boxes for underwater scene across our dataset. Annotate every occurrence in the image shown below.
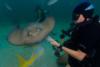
[0,0,100,67]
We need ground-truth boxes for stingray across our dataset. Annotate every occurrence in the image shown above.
[8,17,55,45]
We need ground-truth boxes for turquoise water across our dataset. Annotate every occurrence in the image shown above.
[0,0,100,67]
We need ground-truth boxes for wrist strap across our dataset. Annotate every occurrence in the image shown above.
[58,45,63,51]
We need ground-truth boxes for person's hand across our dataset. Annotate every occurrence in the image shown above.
[47,36,60,47]
[50,40,60,47]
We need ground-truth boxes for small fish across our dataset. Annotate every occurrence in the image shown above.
[48,0,58,6]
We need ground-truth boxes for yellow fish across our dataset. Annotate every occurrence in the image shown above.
[17,48,44,67]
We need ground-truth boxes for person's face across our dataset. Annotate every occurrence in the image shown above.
[74,14,85,24]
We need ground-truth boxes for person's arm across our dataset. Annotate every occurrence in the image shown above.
[62,46,87,61]
[50,40,87,61]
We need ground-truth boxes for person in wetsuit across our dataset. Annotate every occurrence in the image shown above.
[50,2,100,67]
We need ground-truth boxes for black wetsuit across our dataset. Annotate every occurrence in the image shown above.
[63,19,100,67]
